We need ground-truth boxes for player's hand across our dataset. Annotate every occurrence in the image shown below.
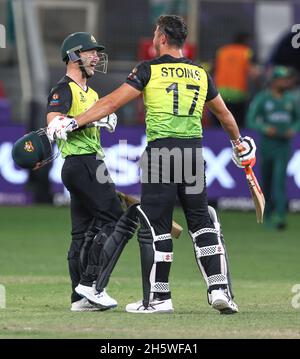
[231,136,256,168]
[55,116,79,140]
[47,115,78,141]
[94,113,117,133]
[46,115,65,142]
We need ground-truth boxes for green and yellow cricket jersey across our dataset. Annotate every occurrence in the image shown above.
[126,54,218,142]
[47,75,104,159]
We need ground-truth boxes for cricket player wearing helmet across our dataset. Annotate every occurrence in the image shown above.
[49,17,256,314]
[47,32,136,311]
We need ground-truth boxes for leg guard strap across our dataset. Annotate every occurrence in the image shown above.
[207,274,228,287]
[155,233,172,242]
[154,251,173,263]
[190,228,219,240]
[151,282,171,293]
[195,244,225,258]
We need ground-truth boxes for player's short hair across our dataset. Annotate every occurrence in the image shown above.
[156,15,188,48]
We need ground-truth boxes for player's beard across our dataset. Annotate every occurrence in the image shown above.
[79,64,92,79]
[83,66,94,78]
[79,57,98,78]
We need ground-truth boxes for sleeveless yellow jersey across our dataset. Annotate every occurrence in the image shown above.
[47,75,104,158]
[126,55,218,142]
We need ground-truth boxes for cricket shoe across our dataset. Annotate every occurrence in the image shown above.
[126,299,174,314]
[70,297,101,312]
[211,288,239,314]
[75,284,117,310]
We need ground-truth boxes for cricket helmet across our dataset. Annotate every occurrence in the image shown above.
[12,128,57,170]
[61,32,108,74]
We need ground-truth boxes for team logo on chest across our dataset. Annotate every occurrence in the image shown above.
[79,91,87,103]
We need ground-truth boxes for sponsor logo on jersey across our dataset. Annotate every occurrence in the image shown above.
[79,92,87,103]
[49,93,60,106]
[128,67,138,81]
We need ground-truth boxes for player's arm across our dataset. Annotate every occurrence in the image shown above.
[46,83,72,140]
[206,94,240,140]
[75,62,149,127]
[75,84,141,127]
[48,62,147,138]
[204,71,240,140]
[47,112,63,124]
[46,83,72,123]
[205,72,255,167]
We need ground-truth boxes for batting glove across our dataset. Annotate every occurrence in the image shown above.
[46,115,65,142]
[231,136,256,168]
[94,113,117,133]
[56,117,79,140]
[47,115,78,141]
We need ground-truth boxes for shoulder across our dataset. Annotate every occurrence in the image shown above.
[47,76,73,109]
[49,76,72,96]
[127,61,151,89]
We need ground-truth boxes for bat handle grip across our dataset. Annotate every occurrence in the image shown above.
[244,165,252,176]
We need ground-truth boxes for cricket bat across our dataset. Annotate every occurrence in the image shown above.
[244,166,265,223]
[117,191,183,239]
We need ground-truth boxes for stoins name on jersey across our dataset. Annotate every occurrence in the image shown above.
[161,66,200,81]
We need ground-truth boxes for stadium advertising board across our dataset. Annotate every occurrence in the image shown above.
[0,126,299,209]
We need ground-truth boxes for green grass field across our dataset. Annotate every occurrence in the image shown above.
[0,206,299,339]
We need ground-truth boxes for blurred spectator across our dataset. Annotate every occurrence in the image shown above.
[214,32,260,127]
[0,81,6,98]
[247,66,300,230]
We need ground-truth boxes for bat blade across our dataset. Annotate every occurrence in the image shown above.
[117,191,183,238]
[244,166,265,223]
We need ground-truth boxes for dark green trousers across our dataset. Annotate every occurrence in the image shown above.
[260,137,290,222]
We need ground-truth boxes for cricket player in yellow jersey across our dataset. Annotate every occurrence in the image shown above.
[47,32,139,312]
[49,16,256,314]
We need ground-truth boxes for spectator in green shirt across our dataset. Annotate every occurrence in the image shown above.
[247,66,300,229]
